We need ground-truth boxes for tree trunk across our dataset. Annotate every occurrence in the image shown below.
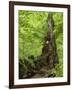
[41,13,58,69]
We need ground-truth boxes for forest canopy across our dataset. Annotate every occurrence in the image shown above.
[18,10,63,79]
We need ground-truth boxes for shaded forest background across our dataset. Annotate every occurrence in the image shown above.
[18,10,63,79]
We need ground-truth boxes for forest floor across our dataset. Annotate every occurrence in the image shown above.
[30,65,56,78]
[32,66,49,78]
[20,60,56,79]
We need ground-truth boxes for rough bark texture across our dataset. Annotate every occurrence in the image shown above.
[41,13,58,69]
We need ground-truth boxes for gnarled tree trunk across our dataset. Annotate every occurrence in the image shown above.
[41,13,58,69]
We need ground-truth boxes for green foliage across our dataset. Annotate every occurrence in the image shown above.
[53,13,63,76]
[19,11,48,60]
[19,10,63,78]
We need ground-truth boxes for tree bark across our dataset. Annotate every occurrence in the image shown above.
[41,13,58,69]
